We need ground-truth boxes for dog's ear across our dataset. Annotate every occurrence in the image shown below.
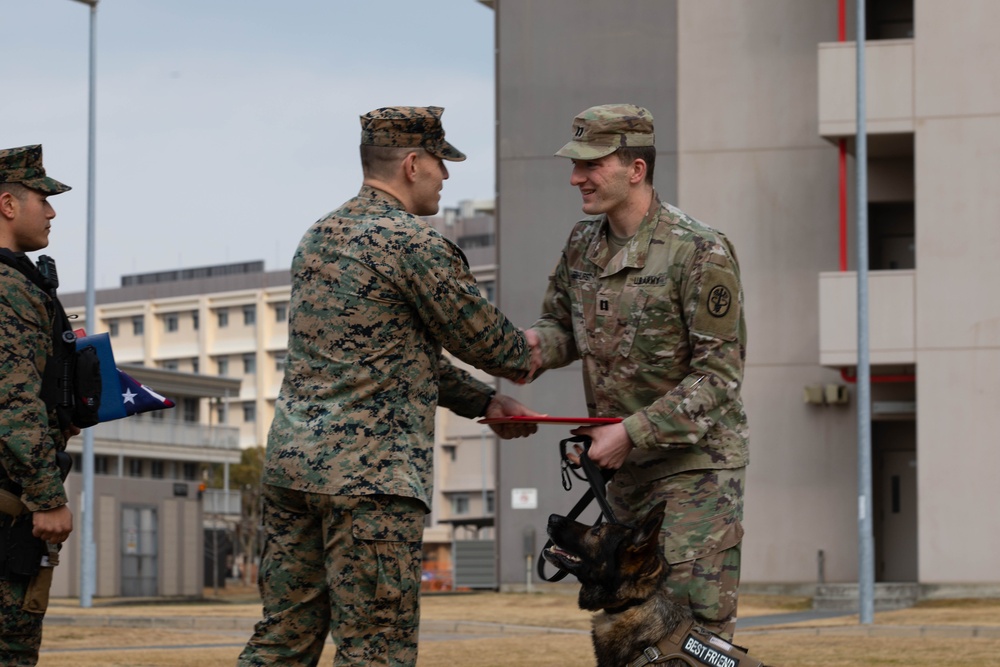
[632,500,667,550]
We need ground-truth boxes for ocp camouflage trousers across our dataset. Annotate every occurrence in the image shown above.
[608,467,745,641]
[0,577,43,666]
[238,486,426,667]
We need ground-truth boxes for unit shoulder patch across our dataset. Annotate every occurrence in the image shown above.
[691,267,740,340]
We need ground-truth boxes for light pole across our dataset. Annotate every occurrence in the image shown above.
[855,0,875,626]
[68,0,98,608]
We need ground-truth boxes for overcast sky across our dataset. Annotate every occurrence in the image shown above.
[4,0,496,289]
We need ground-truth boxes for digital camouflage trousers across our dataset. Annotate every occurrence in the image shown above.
[0,577,43,666]
[239,485,426,667]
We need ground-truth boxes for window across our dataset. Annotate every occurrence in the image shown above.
[161,359,179,371]
[183,397,198,423]
[216,403,228,424]
[95,456,109,475]
[217,357,228,376]
[164,314,178,332]
[107,319,119,337]
[442,445,457,462]
[128,459,143,478]
[182,462,198,481]
[191,310,199,330]
[275,352,287,372]
[217,309,229,328]
[243,305,256,326]
[191,357,199,374]
[243,402,256,423]
[486,490,495,515]
[275,303,288,322]
[451,494,470,516]
[151,460,164,479]
[480,280,496,303]
[243,354,256,375]
[132,316,144,336]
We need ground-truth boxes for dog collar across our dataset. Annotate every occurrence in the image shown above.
[604,598,646,616]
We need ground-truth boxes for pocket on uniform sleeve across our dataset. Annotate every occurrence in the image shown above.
[351,510,424,628]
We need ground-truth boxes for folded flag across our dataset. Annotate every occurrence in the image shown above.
[119,368,175,416]
[74,332,175,423]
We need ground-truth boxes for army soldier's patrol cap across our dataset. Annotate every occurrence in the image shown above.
[555,104,655,160]
[360,106,466,162]
[0,145,71,195]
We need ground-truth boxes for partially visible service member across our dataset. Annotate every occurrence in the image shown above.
[0,144,78,666]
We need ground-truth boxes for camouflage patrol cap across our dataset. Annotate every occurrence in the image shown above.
[360,106,466,162]
[555,104,655,160]
[0,145,71,195]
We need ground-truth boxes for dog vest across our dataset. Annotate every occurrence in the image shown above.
[626,618,765,667]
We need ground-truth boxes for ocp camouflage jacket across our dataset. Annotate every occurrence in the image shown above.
[533,193,749,484]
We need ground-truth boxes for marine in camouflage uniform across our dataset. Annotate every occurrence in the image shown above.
[530,105,748,640]
[0,145,74,666]
[239,107,537,667]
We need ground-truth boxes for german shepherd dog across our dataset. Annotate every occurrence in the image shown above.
[545,500,763,667]
[544,500,693,666]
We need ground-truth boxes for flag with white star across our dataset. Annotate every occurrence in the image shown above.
[119,369,175,416]
[75,332,175,423]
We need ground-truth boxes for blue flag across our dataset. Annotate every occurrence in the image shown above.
[118,369,175,416]
[75,332,175,423]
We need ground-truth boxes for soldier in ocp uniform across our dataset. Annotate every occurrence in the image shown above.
[528,105,749,639]
[0,145,76,665]
[239,107,540,667]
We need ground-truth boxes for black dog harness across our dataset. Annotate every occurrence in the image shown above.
[537,435,618,583]
[626,618,764,667]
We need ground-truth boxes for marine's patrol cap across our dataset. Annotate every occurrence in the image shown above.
[555,104,655,160]
[0,145,71,195]
[360,106,466,162]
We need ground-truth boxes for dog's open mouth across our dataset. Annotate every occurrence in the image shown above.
[545,544,581,566]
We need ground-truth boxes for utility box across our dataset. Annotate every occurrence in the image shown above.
[825,384,850,405]
[453,540,497,590]
[803,385,825,405]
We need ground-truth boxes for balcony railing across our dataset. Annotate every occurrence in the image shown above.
[818,39,914,137]
[92,416,240,450]
[818,270,915,366]
[202,489,243,515]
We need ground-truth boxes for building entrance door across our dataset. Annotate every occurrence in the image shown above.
[877,448,918,581]
[122,506,158,596]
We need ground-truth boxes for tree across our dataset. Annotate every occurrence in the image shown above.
[228,446,266,586]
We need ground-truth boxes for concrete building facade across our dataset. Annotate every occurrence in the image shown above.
[53,366,241,597]
[485,0,1000,595]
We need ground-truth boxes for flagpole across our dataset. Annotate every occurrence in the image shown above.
[68,0,99,608]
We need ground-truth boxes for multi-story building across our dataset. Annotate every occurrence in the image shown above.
[484,0,1000,599]
[51,364,241,597]
[63,262,293,451]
